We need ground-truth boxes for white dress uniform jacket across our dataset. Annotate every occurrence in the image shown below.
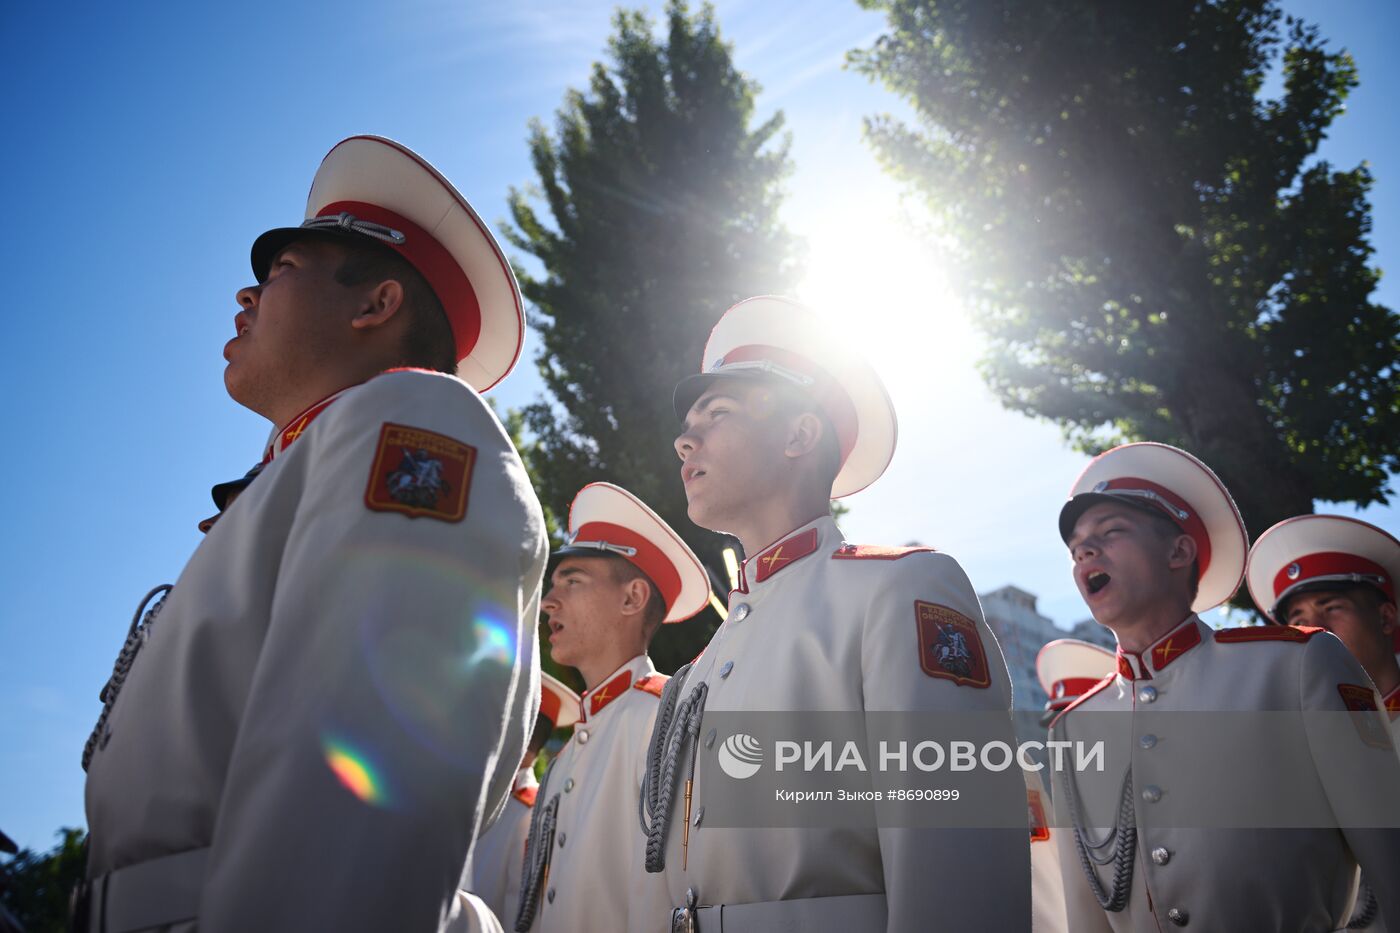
[1051,616,1400,931]
[521,655,665,932]
[467,766,538,924]
[83,369,547,933]
[632,516,1031,932]
[1027,769,1068,933]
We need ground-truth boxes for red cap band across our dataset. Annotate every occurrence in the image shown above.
[317,200,482,365]
[571,521,682,613]
[539,687,562,726]
[1272,551,1394,606]
[716,344,859,466]
[1098,476,1212,582]
[1051,676,1103,700]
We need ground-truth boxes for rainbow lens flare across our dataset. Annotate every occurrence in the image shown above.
[322,736,391,807]
[465,611,516,668]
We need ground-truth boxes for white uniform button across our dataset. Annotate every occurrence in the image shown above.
[704,728,716,749]
[547,888,555,904]
[1138,686,1158,703]
[1139,734,1158,749]
[1166,907,1188,925]
[1142,785,1163,803]
[558,832,566,848]
[1151,847,1171,865]
[720,661,734,679]
[577,729,590,745]
[564,778,575,792]
[733,604,750,621]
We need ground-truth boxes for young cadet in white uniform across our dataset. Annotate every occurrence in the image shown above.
[1248,515,1400,740]
[516,483,709,932]
[636,296,1031,932]
[80,136,548,933]
[467,675,580,926]
[1050,443,1400,931]
[1029,638,1116,933]
[1249,515,1400,932]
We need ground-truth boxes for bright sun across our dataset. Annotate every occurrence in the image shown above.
[792,194,981,410]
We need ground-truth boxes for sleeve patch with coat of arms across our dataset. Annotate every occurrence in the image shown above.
[915,601,990,688]
[1337,683,1394,750]
[364,423,476,522]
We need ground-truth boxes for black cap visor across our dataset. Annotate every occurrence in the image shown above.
[673,369,797,422]
[1058,491,1178,543]
[250,225,379,282]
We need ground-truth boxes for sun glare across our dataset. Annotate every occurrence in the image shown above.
[794,199,981,408]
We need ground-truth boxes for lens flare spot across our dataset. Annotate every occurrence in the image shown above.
[322,737,389,806]
[466,611,516,668]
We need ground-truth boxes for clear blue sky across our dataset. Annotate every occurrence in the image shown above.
[1,0,1396,852]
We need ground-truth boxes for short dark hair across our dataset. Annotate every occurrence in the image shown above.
[332,238,456,374]
[608,558,668,642]
[757,382,842,489]
[1142,509,1201,602]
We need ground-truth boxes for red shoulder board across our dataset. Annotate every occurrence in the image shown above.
[832,544,938,561]
[632,674,669,698]
[1215,625,1323,644]
[513,785,538,808]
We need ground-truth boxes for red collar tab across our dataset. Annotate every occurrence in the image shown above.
[263,388,351,463]
[513,784,538,808]
[1094,476,1212,582]
[717,344,858,467]
[832,544,938,561]
[751,528,821,584]
[1116,651,1151,681]
[567,521,681,613]
[1271,551,1395,611]
[1147,619,1203,673]
[315,201,482,366]
[581,669,633,721]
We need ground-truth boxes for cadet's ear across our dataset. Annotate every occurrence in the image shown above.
[350,279,407,332]
[783,411,824,461]
[619,576,651,617]
[1166,532,1198,572]
[1378,600,1397,635]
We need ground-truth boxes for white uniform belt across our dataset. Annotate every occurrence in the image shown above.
[674,892,887,933]
[85,846,208,933]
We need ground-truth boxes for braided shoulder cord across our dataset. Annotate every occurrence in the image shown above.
[81,584,173,772]
[1346,878,1378,929]
[640,663,692,837]
[1055,717,1137,912]
[642,680,708,873]
[514,756,559,932]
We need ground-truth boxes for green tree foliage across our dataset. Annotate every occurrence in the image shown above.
[507,0,801,669]
[0,828,86,933]
[852,0,1400,594]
